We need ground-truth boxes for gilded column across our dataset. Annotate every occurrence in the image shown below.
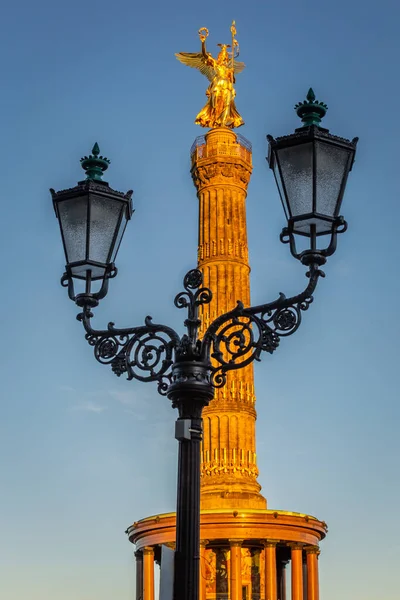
[229,540,243,600]
[264,541,277,600]
[191,127,266,510]
[305,546,320,600]
[143,547,155,600]
[135,550,143,600]
[290,544,303,600]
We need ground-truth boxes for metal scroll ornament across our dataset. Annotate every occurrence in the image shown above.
[77,264,322,396]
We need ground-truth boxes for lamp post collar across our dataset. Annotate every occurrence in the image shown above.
[295,88,328,127]
[80,143,110,181]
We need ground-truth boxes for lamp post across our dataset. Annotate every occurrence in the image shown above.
[51,90,357,600]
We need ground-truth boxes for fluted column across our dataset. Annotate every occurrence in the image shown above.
[135,550,144,600]
[264,541,277,600]
[199,540,209,600]
[305,546,320,600]
[229,539,243,600]
[289,544,303,600]
[191,127,266,511]
[143,546,155,600]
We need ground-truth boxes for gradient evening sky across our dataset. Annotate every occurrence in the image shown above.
[0,1,399,599]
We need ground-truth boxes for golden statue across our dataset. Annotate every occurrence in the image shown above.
[176,22,245,129]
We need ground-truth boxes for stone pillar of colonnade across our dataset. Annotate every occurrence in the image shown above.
[135,550,143,600]
[142,546,154,600]
[199,540,209,600]
[229,539,243,600]
[264,540,278,600]
[306,546,320,600]
[290,544,304,600]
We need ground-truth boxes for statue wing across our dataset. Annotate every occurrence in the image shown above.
[234,60,246,75]
[175,52,215,82]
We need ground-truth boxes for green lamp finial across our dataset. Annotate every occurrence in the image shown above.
[80,143,110,181]
[294,88,328,127]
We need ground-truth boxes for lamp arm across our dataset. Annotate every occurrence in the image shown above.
[72,268,213,395]
[202,263,325,388]
[77,306,181,394]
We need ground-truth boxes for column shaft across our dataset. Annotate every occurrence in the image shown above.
[290,545,303,600]
[265,542,277,600]
[230,541,242,600]
[199,542,208,600]
[135,550,143,600]
[143,547,154,600]
[306,548,320,600]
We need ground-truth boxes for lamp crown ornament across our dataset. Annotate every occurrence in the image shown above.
[80,142,111,181]
[295,88,328,127]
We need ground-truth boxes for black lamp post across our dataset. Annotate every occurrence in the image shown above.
[51,90,357,600]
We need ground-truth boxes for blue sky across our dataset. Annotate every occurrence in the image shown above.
[0,1,399,598]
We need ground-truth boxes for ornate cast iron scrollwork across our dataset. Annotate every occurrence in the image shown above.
[74,264,323,396]
[202,263,323,388]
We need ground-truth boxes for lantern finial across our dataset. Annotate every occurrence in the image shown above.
[80,143,111,181]
[295,88,328,127]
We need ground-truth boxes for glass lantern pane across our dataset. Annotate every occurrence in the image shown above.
[89,195,124,264]
[293,217,333,236]
[111,215,128,262]
[273,161,290,220]
[57,196,88,263]
[276,142,313,217]
[316,141,350,218]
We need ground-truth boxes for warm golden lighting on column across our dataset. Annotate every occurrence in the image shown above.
[143,546,155,600]
[199,540,209,600]
[229,540,243,600]
[290,544,304,600]
[192,126,266,511]
[264,541,278,600]
[305,546,320,600]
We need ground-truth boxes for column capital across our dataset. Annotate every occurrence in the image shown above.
[229,539,244,547]
[200,539,209,548]
[263,539,278,548]
[143,546,154,556]
[304,545,320,556]
[288,542,304,551]
[135,549,143,559]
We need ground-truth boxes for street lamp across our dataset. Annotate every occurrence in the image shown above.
[51,90,357,600]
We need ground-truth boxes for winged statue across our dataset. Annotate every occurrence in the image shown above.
[176,22,245,129]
